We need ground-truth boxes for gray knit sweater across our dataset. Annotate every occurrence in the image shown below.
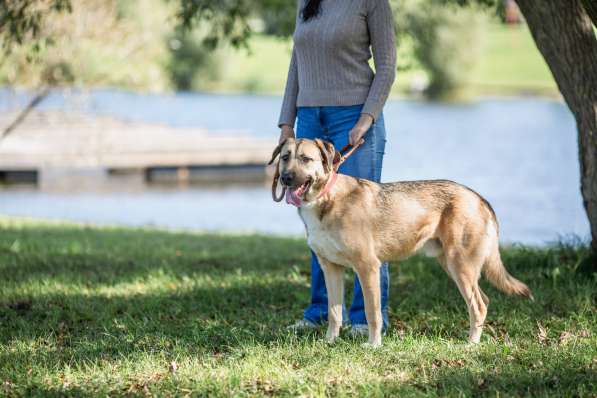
[278,0,397,127]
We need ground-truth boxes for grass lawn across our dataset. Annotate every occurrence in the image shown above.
[474,24,556,95]
[0,217,595,396]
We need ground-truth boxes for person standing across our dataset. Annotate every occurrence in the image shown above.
[278,0,397,335]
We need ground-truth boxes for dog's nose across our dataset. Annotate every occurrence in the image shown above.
[281,172,295,186]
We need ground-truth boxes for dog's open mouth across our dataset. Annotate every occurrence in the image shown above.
[289,178,312,197]
[285,178,312,206]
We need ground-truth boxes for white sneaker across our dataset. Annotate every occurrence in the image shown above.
[287,319,319,332]
[348,324,369,338]
[348,324,387,338]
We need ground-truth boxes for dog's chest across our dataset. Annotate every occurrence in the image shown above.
[299,206,351,267]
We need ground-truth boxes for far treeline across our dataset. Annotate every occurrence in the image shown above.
[0,0,553,97]
[1,0,596,254]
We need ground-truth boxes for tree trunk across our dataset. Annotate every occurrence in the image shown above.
[515,0,597,250]
[580,0,597,26]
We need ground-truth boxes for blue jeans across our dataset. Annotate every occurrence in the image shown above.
[296,104,390,328]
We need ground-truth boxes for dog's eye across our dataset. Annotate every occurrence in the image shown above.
[281,155,290,161]
[301,156,312,162]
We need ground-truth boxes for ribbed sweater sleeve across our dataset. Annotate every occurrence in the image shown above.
[361,0,397,121]
[278,47,299,127]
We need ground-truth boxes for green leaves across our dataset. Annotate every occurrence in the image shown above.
[173,0,253,50]
[0,0,72,53]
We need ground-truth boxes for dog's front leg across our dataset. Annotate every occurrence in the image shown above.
[355,261,383,347]
[319,258,344,343]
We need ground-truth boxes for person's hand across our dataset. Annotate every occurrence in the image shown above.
[349,114,374,146]
[279,125,295,143]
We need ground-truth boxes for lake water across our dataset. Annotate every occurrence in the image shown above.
[0,88,590,245]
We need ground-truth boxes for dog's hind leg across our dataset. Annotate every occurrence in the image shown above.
[439,250,487,344]
[319,257,345,343]
[468,282,488,343]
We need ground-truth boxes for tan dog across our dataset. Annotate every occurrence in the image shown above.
[270,138,532,347]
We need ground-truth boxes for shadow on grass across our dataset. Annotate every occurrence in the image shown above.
[0,226,310,364]
[0,225,310,285]
[1,281,304,359]
[364,363,596,397]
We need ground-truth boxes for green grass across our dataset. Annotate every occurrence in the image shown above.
[0,217,595,397]
[474,24,556,95]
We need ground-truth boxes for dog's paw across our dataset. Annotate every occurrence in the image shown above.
[468,329,482,345]
[326,333,339,345]
[326,327,340,344]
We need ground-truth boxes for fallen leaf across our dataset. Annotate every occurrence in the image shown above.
[531,360,544,370]
[485,324,497,337]
[559,331,572,345]
[579,329,590,338]
[537,322,548,344]
[3,381,15,389]
[504,332,513,347]
[395,318,407,337]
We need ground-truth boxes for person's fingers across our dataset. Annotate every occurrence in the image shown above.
[279,128,295,143]
[350,128,364,146]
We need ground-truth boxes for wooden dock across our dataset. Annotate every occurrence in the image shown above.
[0,111,275,184]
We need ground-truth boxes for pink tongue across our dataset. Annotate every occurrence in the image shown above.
[285,189,302,207]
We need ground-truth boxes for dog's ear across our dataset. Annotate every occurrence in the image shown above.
[268,139,287,165]
[314,139,338,172]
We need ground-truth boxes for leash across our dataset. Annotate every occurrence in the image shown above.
[271,165,286,202]
[333,138,364,172]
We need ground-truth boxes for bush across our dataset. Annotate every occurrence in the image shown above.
[166,29,221,91]
[0,0,173,91]
[259,0,296,37]
[403,0,488,100]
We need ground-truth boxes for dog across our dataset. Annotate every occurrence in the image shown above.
[270,137,532,347]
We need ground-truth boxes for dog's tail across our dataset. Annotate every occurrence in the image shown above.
[483,245,533,300]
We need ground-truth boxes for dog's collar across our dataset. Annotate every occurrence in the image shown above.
[316,171,338,200]
[285,172,338,208]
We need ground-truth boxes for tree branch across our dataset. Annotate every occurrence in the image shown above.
[1,88,49,140]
